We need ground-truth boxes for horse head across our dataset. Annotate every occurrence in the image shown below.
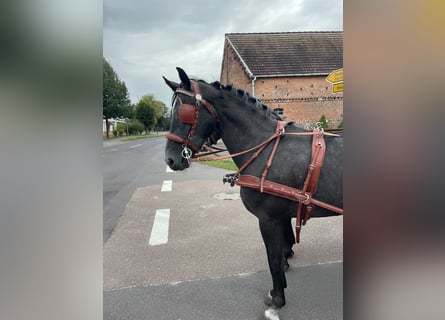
[163,67,220,170]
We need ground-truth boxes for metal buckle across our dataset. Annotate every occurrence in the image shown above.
[297,191,311,204]
[181,145,192,160]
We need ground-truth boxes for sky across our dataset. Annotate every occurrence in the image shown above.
[103,0,342,107]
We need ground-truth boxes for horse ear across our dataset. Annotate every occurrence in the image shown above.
[176,67,191,91]
[163,76,179,92]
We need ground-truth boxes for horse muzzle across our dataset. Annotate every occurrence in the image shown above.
[165,140,191,171]
[165,155,190,171]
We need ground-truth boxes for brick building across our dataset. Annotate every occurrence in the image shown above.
[220,31,343,128]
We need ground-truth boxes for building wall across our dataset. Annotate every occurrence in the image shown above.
[256,76,343,128]
[220,41,343,129]
[220,41,252,92]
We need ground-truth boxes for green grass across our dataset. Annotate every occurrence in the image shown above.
[103,133,165,142]
[102,131,165,141]
[198,158,238,171]
[121,133,165,141]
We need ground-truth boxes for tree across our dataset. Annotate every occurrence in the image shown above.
[136,101,155,133]
[157,105,171,131]
[103,57,132,138]
[135,95,166,132]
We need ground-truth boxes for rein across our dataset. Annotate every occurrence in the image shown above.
[192,128,339,162]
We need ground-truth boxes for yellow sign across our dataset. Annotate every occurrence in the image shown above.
[333,82,343,93]
[326,68,343,83]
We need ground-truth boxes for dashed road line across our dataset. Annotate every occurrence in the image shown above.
[161,180,173,192]
[150,174,174,246]
[149,209,170,246]
[166,165,174,173]
[129,143,142,149]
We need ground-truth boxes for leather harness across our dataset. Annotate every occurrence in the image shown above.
[227,121,342,243]
[166,81,343,243]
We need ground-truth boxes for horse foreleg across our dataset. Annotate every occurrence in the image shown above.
[259,218,287,308]
[283,218,295,271]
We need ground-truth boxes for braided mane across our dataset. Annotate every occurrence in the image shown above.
[197,80,283,121]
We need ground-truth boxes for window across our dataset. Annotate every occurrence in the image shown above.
[273,108,284,116]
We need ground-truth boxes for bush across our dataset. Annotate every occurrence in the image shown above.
[337,120,343,129]
[116,122,126,136]
[318,115,329,130]
[128,119,145,135]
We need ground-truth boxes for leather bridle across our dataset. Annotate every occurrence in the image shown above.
[165,80,219,158]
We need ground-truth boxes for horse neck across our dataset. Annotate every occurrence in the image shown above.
[215,99,278,165]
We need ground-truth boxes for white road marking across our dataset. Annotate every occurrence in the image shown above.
[166,165,174,173]
[161,180,173,192]
[129,144,142,149]
[149,209,170,246]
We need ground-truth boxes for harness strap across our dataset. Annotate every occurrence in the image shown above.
[260,121,286,192]
[190,81,219,121]
[230,121,286,180]
[295,128,326,243]
[165,132,201,152]
[230,126,343,244]
[189,144,227,159]
[236,175,343,213]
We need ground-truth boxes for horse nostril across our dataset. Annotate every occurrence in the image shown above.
[166,158,174,167]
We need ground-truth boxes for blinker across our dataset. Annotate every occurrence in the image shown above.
[178,103,196,124]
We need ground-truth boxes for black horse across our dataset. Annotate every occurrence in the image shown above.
[163,67,342,310]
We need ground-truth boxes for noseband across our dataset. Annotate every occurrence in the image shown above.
[166,81,219,158]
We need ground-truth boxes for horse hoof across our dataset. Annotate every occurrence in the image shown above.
[264,291,285,308]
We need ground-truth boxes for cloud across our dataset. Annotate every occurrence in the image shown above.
[103,0,342,105]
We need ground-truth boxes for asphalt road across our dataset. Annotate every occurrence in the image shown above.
[103,137,343,320]
[103,137,165,242]
[103,136,226,242]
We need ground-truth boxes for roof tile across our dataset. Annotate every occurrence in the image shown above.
[226,32,343,76]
